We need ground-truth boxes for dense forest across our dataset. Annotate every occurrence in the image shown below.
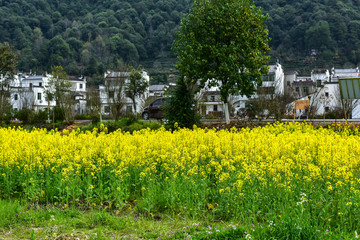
[1,0,360,84]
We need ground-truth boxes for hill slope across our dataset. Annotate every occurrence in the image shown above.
[1,0,360,80]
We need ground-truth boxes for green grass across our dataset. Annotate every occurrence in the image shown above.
[0,199,357,239]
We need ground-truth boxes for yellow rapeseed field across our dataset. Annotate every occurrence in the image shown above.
[0,122,360,226]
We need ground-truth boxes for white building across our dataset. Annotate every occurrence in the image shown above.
[293,68,360,118]
[100,70,150,115]
[232,63,285,115]
[331,67,360,82]
[7,73,87,114]
[198,63,285,117]
[148,84,169,97]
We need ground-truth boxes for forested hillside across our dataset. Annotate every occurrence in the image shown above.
[0,0,192,84]
[1,0,360,83]
[258,0,360,72]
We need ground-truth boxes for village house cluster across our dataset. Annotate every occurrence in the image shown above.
[1,64,360,120]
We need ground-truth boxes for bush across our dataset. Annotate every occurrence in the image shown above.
[53,107,65,122]
[90,114,100,124]
[75,114,92,120]
[15,109,48,124]
[0,110,13,125]
[15,109,33,124]
[33,109,48,124]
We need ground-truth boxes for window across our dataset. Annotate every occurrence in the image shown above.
[104,106,111,113]
[37,92,41,100]
[29,83,33,90]
[303,87,309,95]
[316,80,322,87]
[14,94,18,100]
[213,105,218,111]
[210,96,215,101]
[152,99,162,106]
[39,82,42,87]
[295,87,299,92]
[108,91,114,98]
[287,81,290,86]
[268,73,275,81]
[261,87,275,94]
[325,92,329,97]
[325,106,330,112]
[79,83,83,89]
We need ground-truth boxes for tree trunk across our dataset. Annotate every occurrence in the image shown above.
[47,101,50,123]
[224,102,230,124]
[132,98,137,114]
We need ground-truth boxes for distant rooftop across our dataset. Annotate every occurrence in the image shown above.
[23,75,43,81]
[284,71,298,75]
[312,69,328,74]
[105,72,130,78]
[149,85,167,91]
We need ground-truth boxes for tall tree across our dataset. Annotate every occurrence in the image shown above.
[173,0,270,123]
[163,75,200,128]
[0,42,17,79]
[125,66,149,114]
[0,42,17,123]
[86,85,102,122]
[47,66,74,122]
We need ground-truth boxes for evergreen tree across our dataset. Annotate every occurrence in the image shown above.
[163,76,200,129]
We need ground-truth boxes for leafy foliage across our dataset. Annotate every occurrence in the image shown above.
[1,0,360,78]
[125,66,149,113]
[0,42,17,78]
[0,0,192,83]
[173,0,270,123]
[163,76,200,129]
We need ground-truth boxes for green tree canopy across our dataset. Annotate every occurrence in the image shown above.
[125,66,149,113]
[173,0,270,123]
[0,42,17,79]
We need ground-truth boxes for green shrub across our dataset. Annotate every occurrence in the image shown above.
[15,109,33,124]
[33,109,48,124]
[90,114,100,124]
[75,114,92,120]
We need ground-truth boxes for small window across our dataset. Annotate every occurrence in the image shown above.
[325,106,330,112]
[213,105,218,111]
[303,87,309,95]
[109,91,114,98]
[287,81,290,86]
[30,83,33,90]
[37,92,41,100]
[39,82,42,87]
[104,106,110,113]
[210,96,215,101]
[316,80,322,87]
[295,87,299,92]
[14,94,18,100]
[79,83,83,89]
[152,99,162,106]
[325,92,329,97]
[268,73,275,81]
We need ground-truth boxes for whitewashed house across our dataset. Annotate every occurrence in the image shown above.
[148,85,169,97]
[100,70,150,115]
[331,67,360,82]
[292,68,360,118]
[198,63,285,117]
[68,76,87,114]
[7,73,87,114]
